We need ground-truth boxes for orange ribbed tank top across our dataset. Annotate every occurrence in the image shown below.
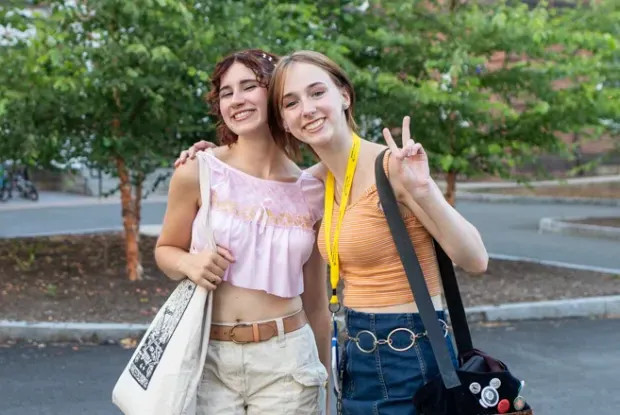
[317,150,441,308]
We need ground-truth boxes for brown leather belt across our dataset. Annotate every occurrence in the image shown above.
[210,309,307,344]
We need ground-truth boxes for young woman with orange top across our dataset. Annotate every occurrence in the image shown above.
[267,50,488,414]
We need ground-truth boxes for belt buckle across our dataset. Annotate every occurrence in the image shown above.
[229,323,250,344]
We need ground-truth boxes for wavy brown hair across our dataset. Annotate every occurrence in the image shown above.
[205,49,299,159]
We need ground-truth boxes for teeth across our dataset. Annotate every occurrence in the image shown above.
[233,110,254,121]
[305,118,325,131]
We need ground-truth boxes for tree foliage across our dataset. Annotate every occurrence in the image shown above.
[557,0,620,169]
[2,0,229,280]
[331,0,616,203]
[1,0,617,279]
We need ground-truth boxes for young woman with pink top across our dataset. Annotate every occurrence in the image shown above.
[154,49,330,414]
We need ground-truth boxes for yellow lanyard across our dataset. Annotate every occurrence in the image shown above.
[324,133,361,308]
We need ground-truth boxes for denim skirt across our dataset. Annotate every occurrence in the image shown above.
[338,308,458,415]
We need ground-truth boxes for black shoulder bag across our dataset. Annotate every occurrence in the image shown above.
[375,150,533,415]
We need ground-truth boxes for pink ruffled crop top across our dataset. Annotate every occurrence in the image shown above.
[190,151,324,298]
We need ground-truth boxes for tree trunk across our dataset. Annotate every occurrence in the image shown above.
[116,157,142,281]
[572,132,585,177]
[135,173,144,233]
[444,171,457,207]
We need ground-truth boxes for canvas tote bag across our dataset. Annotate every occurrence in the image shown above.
[112,151,216,414]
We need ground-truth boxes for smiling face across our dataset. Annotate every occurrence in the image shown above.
[218,62,270,138]
[278,62,351,147]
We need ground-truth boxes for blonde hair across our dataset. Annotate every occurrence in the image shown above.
[268,51,358,160]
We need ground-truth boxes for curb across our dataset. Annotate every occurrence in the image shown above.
[2,224,163,239]
[456,191,620,207]
[488,253,620,276]
[3,295,620,343]
[0,195,168,213]
[440,175,620,190]
[539,217,620,241]
[0,320,149,343]
[462,295,620,323]
[140,224,163,237]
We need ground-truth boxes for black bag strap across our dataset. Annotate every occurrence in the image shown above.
[432,239,474,356]
[374,149,471,389]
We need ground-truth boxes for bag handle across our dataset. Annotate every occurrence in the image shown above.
[197,149,216,251]
[374,149,471,389]
[432,239,474,357]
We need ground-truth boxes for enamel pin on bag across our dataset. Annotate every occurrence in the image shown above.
[375,149,533,415]
[112,151,216,415]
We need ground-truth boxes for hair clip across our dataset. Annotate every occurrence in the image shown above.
[261,52,273,62]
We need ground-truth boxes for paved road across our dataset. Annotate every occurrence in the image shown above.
[0,318,618,414]
[457,201,620,270]
[1,197,618,269]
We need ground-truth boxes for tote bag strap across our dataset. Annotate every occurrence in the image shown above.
[374,149,462,389]
[197,149,216,250]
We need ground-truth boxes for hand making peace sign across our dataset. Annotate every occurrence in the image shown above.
[382,116,431,199]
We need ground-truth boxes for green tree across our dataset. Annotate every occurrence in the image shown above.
[0,4,62,168]
[8,0,228,280]
[334,0,609,204]
[557,0,620,172]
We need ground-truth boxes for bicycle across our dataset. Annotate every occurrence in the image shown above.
[0,165,39,202]
[0,165,9,202]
